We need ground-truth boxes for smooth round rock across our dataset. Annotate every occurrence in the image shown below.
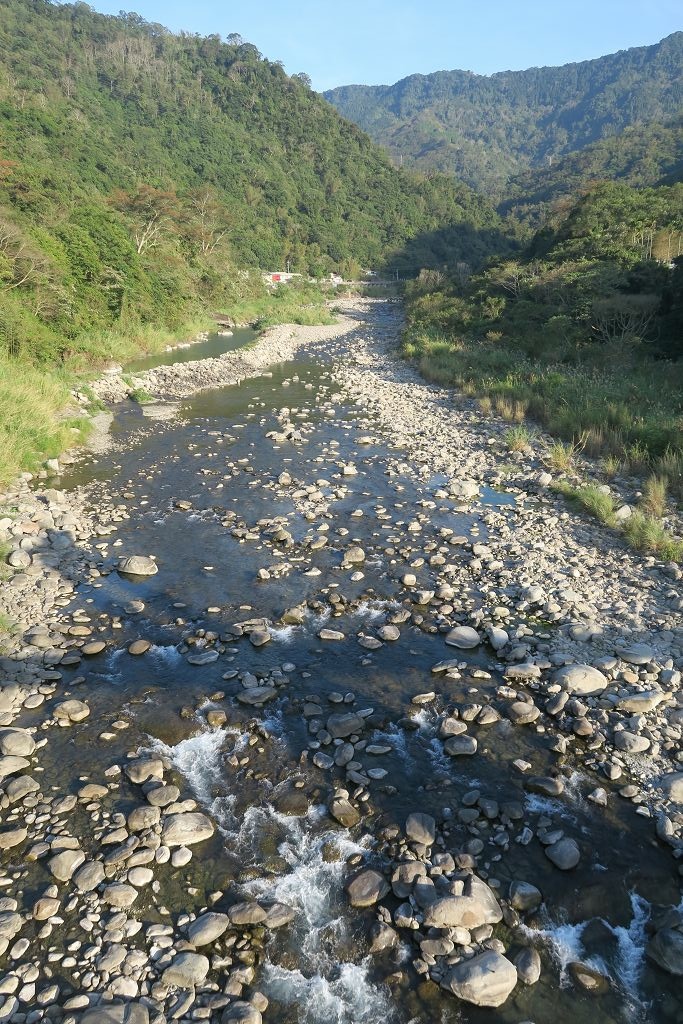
[553,665,608,696]
[445,626,481,649]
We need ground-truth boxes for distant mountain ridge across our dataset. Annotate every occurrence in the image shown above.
[324,33,683,195]
[502,116,683,226]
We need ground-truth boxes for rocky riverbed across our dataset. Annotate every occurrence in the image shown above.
[0,299,681,1024]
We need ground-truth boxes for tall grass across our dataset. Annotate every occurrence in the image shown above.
[0,283,336,487]
[0,357,89,485]
[554,481,617,525]
[403,328,683,482]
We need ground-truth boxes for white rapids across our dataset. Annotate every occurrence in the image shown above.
[150,723,394,1023]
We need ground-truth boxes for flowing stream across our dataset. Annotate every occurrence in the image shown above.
[35,305,681,1024]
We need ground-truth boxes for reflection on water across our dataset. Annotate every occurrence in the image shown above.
[124,325,257,373]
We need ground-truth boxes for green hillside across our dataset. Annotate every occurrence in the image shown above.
[403,177,683,535]
[503,116,683,227]
[0,0,505,361]
[0,0,512,481]
[324,34,683,195]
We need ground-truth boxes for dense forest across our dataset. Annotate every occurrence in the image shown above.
[325,34,683,195]
[0,0,505,365]
[502,116,683,229]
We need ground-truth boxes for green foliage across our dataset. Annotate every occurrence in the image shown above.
[504,425,532,452]
[325,35,683,196]
[622,510,683,561]
[128,388,154,405]
[554,481,617,525]
[503,117,683,228]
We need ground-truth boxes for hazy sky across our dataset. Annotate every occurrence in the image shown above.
[88,0,682,91]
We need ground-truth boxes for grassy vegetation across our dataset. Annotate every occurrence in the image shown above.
[504,425,532,452]
[554,481,617,525]
[128,387,155,405]
[244,281,339,332]
[553,479,683,561]
[622,510,683,561]
[402,330,683,499]
[547,439,582,473]
[0,359,85,485]
[0,281,336,488]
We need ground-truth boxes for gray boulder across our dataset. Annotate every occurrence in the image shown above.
[118,555,158,576]
[345,868,389,907]
[445,626,480,649]
[545,837,580,870]
[553,665,607,696]
[187,912,230,946]
[327,713,364,739]
[646,928,683,976]
[442,950,517,1007]
[161,812,214,847]
[405,812,436,847]
[162,951,210,987]
[221,1003,262,1024]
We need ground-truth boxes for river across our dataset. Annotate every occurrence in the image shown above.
[1,302,680,1024]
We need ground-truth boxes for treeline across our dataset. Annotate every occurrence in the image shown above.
[409,180,683,358]
[403,178,683,501]
[0,0,505,366]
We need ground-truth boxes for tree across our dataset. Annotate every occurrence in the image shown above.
[184,186,230,256]
[0,216,49,290]
[591,293,659,343]
[110,185,178,255]
[293,72,312,89]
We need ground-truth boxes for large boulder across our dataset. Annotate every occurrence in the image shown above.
[545,837,580,870]
[329,797,360,828]
[228,902,267,926]
[118,555,158,576]
[0,827,27,850]
[187,912,230,946]
[553,665,607,696]
[53,700,90,724]
[659,772,683,804]
[48,849,85,882]
[442,950,517,1007]
[161,812,214,847]
[127,805,161,832]
[326,713,365,739]
[0,729,35,757]
[424,876,502,929]
[73,861,106,892]
[509,880,543,912]
[102,883,138,908]
[405,812,436,847]
[221,1003,262,1024]
[647,928,683,976]
[445,626,481,649]
[162,951,210,988]
[345,868,389,907]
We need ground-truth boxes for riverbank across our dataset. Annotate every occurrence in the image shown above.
[402,328,683,561]
[0,299,680,1024]
[88,311,356,405]
[0,282,338,488]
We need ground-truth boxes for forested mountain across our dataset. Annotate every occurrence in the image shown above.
[502,117,683,228]
[324,34,683,195]
[0,0,504,362]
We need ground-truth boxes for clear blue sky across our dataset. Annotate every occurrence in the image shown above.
[88,0,682,91]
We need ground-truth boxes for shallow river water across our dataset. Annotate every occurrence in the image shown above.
[39,311,681,1024]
